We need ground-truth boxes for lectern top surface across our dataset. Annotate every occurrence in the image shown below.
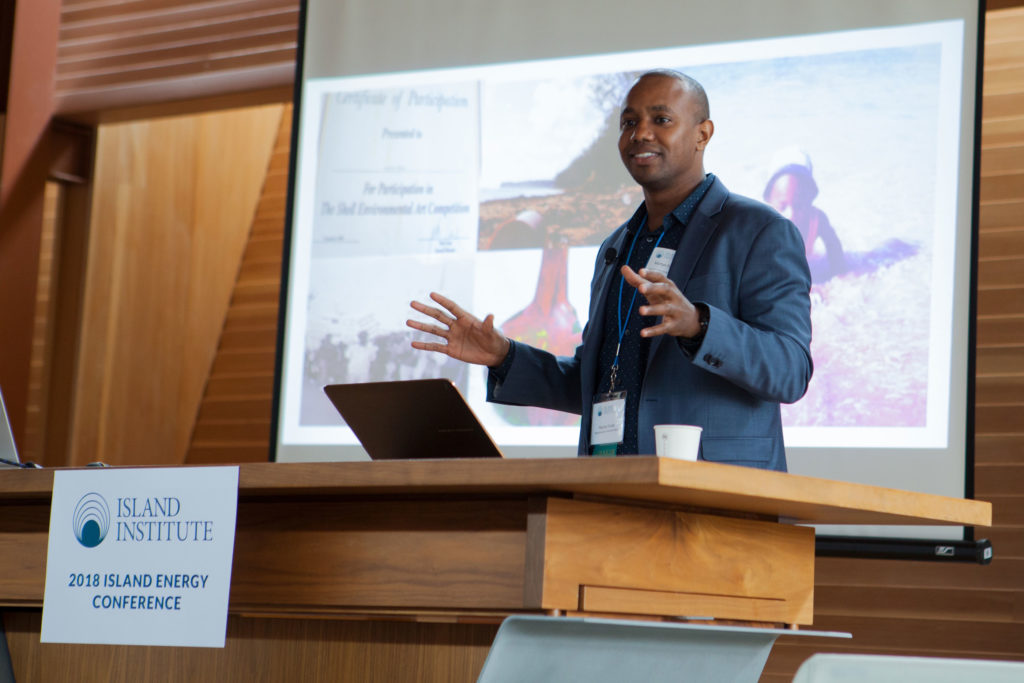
[0,458,991,528]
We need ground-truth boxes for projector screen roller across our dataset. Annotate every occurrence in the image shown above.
[274,0,982,542]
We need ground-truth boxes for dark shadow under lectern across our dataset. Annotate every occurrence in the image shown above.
[476,616,850,683]
[0,620,14,683]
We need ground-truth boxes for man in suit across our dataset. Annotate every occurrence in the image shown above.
[408,70,812,471]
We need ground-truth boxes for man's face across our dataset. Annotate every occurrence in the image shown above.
[766,173,811,227]
[618,75,711,195]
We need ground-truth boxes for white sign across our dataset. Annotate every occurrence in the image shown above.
[41,466,239,647]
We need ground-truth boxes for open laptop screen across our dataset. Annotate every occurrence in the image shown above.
[323,379,503,460]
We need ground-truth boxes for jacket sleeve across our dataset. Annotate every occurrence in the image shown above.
[688,215,813,405]
[486,340,585,415]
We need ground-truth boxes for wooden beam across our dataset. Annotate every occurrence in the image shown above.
[989,0,1024,10]
[0,0,61,447]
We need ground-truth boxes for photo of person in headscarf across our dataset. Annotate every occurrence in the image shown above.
[763,147,919,285]
[763,148,848,283]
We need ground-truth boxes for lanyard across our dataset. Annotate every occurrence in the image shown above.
[609,216,665,393]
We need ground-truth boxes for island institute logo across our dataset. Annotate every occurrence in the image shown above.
[73,492,110,548]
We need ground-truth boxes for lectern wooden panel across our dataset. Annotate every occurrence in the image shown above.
[230,498,530,612]
[527,497,815,623]
[0,458,991,683]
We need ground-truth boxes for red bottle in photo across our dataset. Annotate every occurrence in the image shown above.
[497,238,582,426]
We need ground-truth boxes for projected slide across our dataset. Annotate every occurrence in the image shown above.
[281,19,964,452]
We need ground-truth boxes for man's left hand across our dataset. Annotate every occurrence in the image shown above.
[621,265,702,338]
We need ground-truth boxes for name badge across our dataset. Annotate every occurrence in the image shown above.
[645,247,675,277]
[591,391,626,446]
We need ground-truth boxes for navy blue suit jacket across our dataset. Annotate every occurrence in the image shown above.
[487,177,812,471]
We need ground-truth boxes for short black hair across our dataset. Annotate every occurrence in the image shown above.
[635,69,710,123]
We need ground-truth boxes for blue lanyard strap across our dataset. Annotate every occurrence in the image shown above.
[609,216,665,391]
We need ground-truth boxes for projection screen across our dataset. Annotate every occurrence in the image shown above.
[273,0,983,543]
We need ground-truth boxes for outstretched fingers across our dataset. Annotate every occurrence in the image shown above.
[410,339,452,355]
[430,291,475,321]
[410,296,453,325]
[406,317,448,340]
[408,292,508,366]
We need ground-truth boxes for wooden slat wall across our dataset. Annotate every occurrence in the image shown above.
[976,6,1024,582]
[55,0,299,116]
[976,1,1024,581]
[186,106,291,464]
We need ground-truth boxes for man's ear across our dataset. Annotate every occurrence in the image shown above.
[696,119,714,150]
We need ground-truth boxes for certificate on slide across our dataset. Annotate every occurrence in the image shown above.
[310,82,479,258]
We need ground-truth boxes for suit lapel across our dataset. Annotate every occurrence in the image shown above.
[581,226,633,406]
[646,179,727,368]
[588,229,631,322]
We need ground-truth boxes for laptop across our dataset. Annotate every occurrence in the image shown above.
[0,387,21,468]
[323,379,503,459]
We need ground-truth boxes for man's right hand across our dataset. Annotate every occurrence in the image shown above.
[407,292,511,367]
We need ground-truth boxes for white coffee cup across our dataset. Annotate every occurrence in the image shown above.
[654,425,702,461]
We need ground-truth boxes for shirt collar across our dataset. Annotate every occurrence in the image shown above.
[626,173,716,235]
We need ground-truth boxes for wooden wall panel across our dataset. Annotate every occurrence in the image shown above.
[70,104,283,466]
[20,183,62,464]
[186,107,291,464]
[55,0,299,116]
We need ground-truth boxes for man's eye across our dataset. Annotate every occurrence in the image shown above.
[655,116,671,124]
[620,119,636,129]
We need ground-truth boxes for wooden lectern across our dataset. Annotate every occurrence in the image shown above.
[0,458,991,682]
